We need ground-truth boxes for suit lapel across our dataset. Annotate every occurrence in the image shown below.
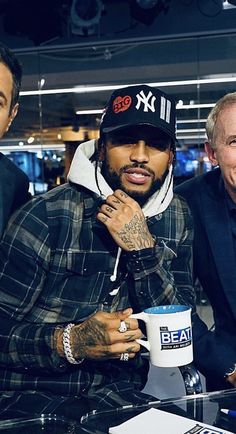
[201,175,236,317]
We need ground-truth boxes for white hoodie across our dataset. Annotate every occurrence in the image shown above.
[68,139,173,218]
[67,139,174,283]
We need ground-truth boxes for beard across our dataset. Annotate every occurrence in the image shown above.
[101,161,170,207]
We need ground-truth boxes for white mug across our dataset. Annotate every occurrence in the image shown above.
[131,305,193,368]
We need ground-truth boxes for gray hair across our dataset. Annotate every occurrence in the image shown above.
[206,92,236,148]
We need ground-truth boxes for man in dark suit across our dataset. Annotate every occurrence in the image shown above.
[176,92,236,391]
[0,43,30,238]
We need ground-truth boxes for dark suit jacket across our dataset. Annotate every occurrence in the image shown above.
[0,153,30,238]
[175,168,236,390]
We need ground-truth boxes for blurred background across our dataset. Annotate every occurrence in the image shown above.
[0,0,236,195]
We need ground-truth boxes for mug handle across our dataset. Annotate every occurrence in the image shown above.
[130,312,151,352]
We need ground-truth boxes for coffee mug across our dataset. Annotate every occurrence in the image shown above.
[131,305,193,367]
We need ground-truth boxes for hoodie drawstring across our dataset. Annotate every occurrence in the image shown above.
[110,247,122,283]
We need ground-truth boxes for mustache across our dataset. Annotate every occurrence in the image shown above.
[119,163,155,177]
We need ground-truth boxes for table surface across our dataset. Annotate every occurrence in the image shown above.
[0,414,86,434]
[0,389,236,434]
[80,388,236,434]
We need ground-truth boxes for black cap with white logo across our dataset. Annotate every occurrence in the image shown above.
[100,84,176,142]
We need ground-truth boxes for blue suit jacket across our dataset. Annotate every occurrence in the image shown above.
[0,153,30,238]
[176,168,236,390]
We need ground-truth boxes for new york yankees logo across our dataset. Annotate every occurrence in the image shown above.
[135,90,172,125]
[135,90,156,112]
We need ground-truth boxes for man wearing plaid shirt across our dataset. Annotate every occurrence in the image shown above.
[0,85,195,420]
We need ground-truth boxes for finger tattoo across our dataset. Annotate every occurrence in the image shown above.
[125,334,136,342]
[112,198,120,205]
[106,206,113,213]
[126,346,135,353]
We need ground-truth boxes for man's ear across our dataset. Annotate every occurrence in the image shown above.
[168,149,174,168]
[6,103,19,132]
[204,141,218,166]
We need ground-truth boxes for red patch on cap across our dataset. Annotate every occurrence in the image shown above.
[113,95,132,114]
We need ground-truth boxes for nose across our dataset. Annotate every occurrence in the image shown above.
[130,140,149,163]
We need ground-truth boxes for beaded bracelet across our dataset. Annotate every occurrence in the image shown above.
[62,323,84,365]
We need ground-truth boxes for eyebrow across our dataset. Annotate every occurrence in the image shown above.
[227,135,236,141]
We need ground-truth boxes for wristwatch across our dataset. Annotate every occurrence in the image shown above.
[225,363,236,379]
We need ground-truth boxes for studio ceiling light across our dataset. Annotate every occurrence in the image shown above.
[130,0,170,25]
[70,0,103,36]
[20,76,236,97]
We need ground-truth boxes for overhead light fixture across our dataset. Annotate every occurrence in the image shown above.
[27,136,35,144]
[177,134,206,140]
[130,0,170,25]
[20,75,236,97]
[70,0,103,36]
[177,103,214,109]
[176,119,207,124]
[177,128,206,134]
[76,109,102,115]
[0,144,65,152]
[74,104,213,116]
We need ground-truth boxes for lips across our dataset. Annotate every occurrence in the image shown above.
[123,168,151,185]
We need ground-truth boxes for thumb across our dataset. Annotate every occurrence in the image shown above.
[119,308,133,318]
[112,308,133,320]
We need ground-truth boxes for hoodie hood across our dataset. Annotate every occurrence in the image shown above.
[68,139,174,285]
[67,139,173,218]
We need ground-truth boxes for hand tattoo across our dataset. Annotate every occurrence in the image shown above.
[117,213,153,250]
[71,318,111,359]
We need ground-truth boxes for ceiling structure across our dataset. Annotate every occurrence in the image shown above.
[1,0,236,150]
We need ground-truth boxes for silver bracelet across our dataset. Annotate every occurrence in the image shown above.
[225,363,236,379]
[62,323,84,365]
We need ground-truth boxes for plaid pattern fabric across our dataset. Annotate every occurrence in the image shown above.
[0,183,194,412]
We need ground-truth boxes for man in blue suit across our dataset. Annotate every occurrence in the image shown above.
[176,92,236,391]
[0,43,30,238]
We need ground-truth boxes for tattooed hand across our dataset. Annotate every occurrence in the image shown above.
[57,308,142,361]
[97,189,155,251]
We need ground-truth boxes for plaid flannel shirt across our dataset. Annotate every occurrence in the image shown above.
[0,182,194,413]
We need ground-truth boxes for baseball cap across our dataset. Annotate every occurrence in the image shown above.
[100,84,176,142]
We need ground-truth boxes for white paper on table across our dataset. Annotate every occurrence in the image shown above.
[108,407,234,434]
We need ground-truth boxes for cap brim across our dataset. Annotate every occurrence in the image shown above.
[101,122,176,141]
